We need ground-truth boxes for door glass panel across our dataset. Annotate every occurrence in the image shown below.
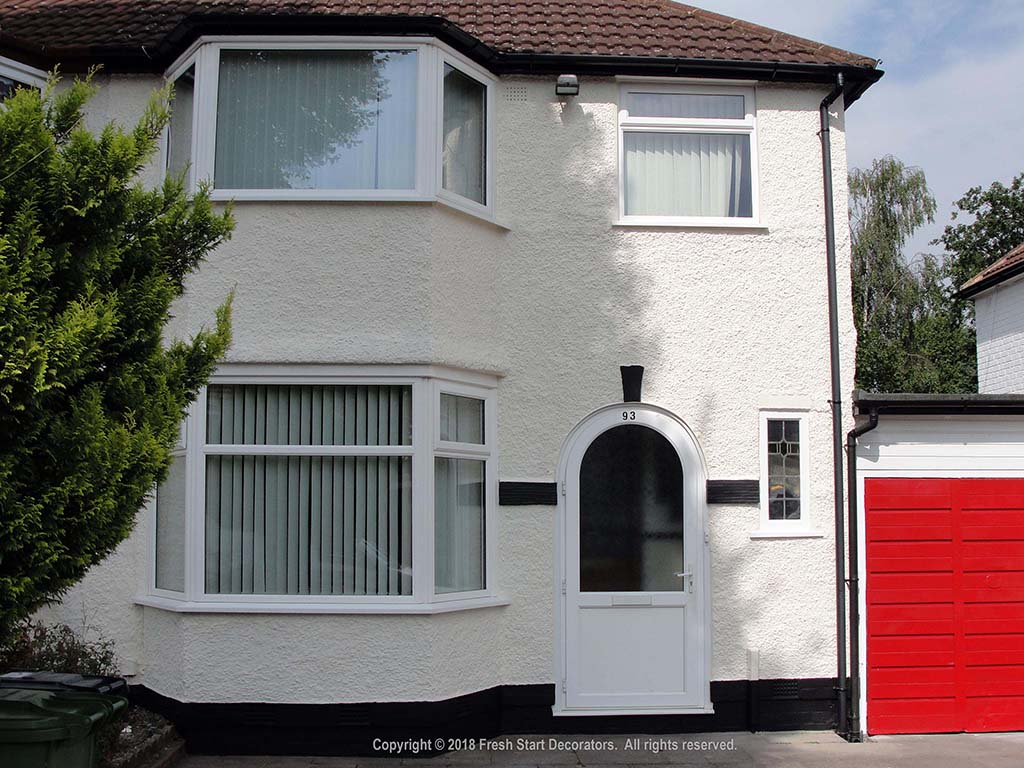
[579,425,684,592]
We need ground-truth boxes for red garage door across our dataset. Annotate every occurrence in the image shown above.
[866,478,1024,734]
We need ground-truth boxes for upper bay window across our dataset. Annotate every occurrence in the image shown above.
[165,38,493,215]
[618,83,758,227]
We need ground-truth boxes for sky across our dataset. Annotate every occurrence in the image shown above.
[693,0,1024,263]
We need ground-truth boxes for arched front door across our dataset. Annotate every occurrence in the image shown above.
[557,404,711,715]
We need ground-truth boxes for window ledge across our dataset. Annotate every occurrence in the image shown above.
[613,218,768,231]
[749,529,825,540]
[205,191,511,231]
[135,594,510,615]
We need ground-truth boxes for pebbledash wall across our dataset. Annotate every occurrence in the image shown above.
[40,72,855,705]
[975,275,1024,394]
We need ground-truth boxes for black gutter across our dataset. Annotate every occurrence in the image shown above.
[845,407,879,742]
[854,391,1024,416]
[956,262,1024,300]
[819,72,849,740]
[0,14,883,107]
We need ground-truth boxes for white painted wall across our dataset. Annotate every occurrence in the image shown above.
[42,71,856,703]
[975,275,1024,393]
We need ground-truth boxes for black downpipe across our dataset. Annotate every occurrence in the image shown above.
[819,72,848,737]
[846,408,879,741]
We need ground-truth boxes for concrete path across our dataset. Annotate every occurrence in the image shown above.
[179,731,1024,767]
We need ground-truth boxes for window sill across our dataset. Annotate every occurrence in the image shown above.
[134,594,510,615]
[613,218,768,231]
[749,528,825,540]
[206,191,510,231]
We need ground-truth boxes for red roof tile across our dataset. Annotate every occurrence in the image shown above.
[0,0,878,69]
[960,243,1024,299]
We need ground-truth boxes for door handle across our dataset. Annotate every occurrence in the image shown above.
[674,570,695,593]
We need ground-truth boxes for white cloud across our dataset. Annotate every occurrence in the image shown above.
[685,0,874,50]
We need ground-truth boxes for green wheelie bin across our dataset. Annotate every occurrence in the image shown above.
[0,686,128,767]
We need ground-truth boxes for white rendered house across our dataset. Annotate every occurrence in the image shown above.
[0,0,884,753]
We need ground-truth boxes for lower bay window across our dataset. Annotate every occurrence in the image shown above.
[148,367,498,611]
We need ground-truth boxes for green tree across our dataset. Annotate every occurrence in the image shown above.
[938,173,1024,289]
[0,75,233,639]
[850,156,975,392]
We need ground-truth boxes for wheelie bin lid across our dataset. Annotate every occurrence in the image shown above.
[0,690,92,744]
[0,671,128,696]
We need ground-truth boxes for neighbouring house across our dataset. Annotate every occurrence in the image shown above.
[959,243,1024,393]
[0,0,888,753]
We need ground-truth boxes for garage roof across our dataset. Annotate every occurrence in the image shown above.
[855,390,1024,416]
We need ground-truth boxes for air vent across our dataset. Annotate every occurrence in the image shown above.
[770,680,800,700]
[504,84,528,102]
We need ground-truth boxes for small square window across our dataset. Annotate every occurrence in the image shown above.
[439,393,484,444]
[759,412,810,532]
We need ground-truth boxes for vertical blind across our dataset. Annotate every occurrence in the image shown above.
[204,385,413,596]
[155,456,187,592]
[167,65,195,180]
[439,393,484,444]
[623,132,752,218]
[441,64,486,204]
[435,458,485,593]
[214,50,418,190]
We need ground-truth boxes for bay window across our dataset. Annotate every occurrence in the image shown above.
[618,82,758,226]
[148,367,499,611]
[164,38,494,215]
[0,55,46,102]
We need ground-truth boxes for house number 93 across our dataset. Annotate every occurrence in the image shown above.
[622,410,636,421]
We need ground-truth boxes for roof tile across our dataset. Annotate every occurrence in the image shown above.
[0,0,877,67]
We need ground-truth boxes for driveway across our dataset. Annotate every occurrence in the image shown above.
[179,730,1024,767]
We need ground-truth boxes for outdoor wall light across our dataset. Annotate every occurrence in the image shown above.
[555,74,580,96]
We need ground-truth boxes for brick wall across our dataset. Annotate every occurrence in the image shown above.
[976,275,1024,393]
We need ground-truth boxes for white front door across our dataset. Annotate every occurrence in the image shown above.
[559,405,710,715]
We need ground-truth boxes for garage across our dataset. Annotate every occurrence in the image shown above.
[854,393,1024,736]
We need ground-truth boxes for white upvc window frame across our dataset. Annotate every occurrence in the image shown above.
[616,80,760,228]
[431,379,497,602]
[143,365,502,613]
[162,36,496,220]
[0,54,47,96]
[753,409,822,539]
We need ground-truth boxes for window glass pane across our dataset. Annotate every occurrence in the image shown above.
[0,75,30,102]
[624,132,752,217]
[767,418,801,521]
[155,455,187,592]
[204,455,413,595]
[580,425,683,592]
[167,65,195,179]
[215,50,417,190]
[439,393,484,444]
[206,384,412,446]
[434,458,485,593]
[625,91,744,119]
[442,64,486,204]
